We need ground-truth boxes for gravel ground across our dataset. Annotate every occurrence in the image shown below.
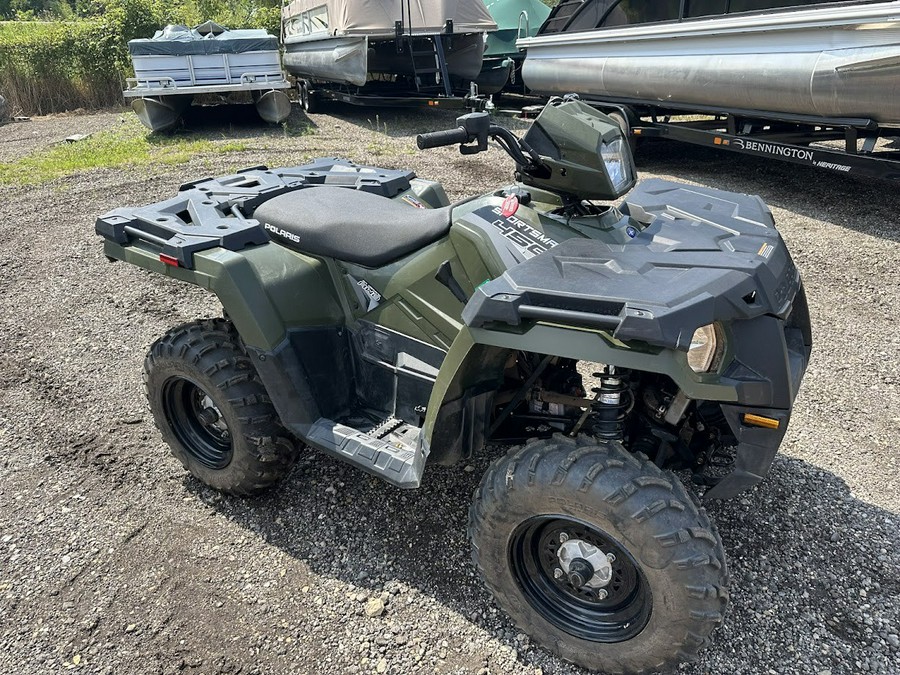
[0,105,898,675]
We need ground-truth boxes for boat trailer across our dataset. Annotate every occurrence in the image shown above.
[589,100,900,183]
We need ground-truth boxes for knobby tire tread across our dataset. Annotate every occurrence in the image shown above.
[143,318,300,495]
[468,433,729,674]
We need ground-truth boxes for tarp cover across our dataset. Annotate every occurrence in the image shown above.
[485,0,549,32]
[128,24,279,56]
[282,0,497,37]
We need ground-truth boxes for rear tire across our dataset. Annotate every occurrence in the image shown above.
[468,434,728,674]
[143,319,299,495]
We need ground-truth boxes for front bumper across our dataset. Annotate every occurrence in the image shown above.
[703,287,812,500]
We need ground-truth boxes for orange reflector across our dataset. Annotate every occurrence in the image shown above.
[633,128,642,135]
[159,254,180,267]
[742,413,780,430]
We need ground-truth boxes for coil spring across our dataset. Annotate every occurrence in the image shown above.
[590,370,630,441]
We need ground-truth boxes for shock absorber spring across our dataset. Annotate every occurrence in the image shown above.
[590,366,630,441]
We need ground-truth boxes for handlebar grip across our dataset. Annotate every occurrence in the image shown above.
[416,127,470,149]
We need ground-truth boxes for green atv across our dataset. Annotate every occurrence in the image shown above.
[98,97,811,673]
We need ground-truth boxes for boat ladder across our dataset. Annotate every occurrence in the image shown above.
[407,36,453,98]
[395,0,453,98]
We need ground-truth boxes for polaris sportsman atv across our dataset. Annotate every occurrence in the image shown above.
[97,97,811,674]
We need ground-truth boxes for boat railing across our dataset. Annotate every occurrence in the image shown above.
[517,11,530,40]
[126,71,288,93]
[126,76,179,90]
[237,72,289,85]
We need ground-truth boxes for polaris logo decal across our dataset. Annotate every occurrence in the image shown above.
[487,206,559,259]
[401,195,426,209]
[357,279,382,304]
[264,222,300,243]
[350,277,382,312]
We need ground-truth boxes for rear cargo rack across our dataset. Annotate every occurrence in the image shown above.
[96,158,416,268]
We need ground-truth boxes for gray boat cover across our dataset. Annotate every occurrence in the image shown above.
[128,23,279,56]
[282,0,497,36]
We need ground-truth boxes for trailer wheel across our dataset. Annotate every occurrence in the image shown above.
[300,81,322,114]
[608,110,638,153]
[143,319,300,495]
[469,434,729,673]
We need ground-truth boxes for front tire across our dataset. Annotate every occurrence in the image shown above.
[143,319,299,495]
[469,434,728,674]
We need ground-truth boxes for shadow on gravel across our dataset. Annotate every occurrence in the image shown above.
[633,139,900,244]
[191,448,900,674]
[324,105,463,139]
[320,105,532,142]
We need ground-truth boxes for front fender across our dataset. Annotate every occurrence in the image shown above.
[422,323,742,463]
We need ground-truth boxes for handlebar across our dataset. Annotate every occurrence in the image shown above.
[415,112,546,172]
[416,127,471,149]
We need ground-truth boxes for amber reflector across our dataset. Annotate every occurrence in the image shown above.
[742,414,780,430]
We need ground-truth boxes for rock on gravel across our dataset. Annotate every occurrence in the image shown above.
[365,598,386,618]
[0,107,898,675]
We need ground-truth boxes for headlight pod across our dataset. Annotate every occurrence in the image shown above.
[687,323,725,373]
[599,138,631,192]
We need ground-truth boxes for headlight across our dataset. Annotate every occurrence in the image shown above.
[687,323,724,373]
[599,138,631,192]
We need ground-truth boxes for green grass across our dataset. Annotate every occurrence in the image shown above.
[281,119,317,137]
[0,120,249,186]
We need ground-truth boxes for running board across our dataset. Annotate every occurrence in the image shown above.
[305,418,427,488]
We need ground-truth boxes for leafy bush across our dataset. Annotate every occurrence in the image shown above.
[0,20,124,114]
[0,0,282,115]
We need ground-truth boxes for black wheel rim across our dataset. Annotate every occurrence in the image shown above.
[161,377,233,469]
[508,515,652,643]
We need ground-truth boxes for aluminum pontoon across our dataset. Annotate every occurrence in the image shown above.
[282,0,497,109]
[125,22,292,132]
[518,1,900,181]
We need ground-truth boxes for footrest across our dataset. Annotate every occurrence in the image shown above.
[307,418,426,488]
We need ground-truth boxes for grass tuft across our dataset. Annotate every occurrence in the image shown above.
[0,119,249,185]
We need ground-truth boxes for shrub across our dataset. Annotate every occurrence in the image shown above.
[0,20,124,114]
[0,0,282,115]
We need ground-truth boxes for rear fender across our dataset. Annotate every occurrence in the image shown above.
[104,239,344,351]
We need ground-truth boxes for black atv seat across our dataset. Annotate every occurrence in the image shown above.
[253,186,453,267]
